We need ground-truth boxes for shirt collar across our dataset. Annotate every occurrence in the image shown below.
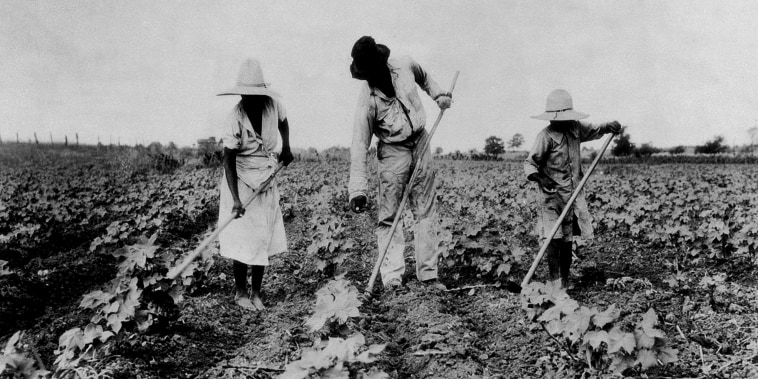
[545,122,578,144]
[370,60,399,100]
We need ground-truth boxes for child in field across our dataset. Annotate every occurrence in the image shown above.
[524,89,621,288]
[217,58,293,310]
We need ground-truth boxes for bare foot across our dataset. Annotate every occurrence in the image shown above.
[235,293,255,310]
[251,292,266,311]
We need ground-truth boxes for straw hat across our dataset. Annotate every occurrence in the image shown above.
[531,89,588,121]
[217,58,280,97]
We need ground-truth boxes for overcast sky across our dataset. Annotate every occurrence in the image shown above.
[2,0,757,151]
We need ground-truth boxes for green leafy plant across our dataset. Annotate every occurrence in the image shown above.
[283,276,387,379]
[1,331,49,378]
[279,333,386,379]
[306,275,362,332]
[521,281,678,376]
[307,188,355,273]
[55,234,214,368]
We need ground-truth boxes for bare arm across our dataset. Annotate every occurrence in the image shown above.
[278,118,293,165]
[223,148,245,218]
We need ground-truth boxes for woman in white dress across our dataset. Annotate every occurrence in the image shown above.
[217,58,293,310]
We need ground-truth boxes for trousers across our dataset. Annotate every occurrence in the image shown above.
[375,130,439,285]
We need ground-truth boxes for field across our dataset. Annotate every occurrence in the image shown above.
[1,144,757,378]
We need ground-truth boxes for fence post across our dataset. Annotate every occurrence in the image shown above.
[34,132,39,145]
[76,133,79,146]
[65,135,68,146]
[16,132,19,143]
[49,132,53,145]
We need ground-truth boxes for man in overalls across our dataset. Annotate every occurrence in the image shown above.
[347,36,452,290]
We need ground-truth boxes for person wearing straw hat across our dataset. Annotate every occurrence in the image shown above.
[217,58,294,310]
[524,89,621,289]
[347,36,452,291]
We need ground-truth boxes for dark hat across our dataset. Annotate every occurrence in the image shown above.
[350,36,390,79]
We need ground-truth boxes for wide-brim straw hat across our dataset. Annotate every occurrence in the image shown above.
[217,58,280,98]
[531,89,588,121]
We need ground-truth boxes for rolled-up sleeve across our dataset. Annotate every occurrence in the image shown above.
[222,106,243,150]
[348,86,374,200]
[409,58,444,99]
[524,132,549,177]
[578,121,608,142]
[275,98,287,122]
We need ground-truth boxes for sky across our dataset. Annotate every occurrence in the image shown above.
[1,0,758,152]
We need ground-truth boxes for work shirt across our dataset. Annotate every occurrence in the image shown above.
[348,56,445,200]
[524,121,613,240]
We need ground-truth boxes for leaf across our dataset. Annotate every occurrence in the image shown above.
[322,363,349,379]
[657,346,678,364]
[361,368,390,379]
[562,306,592,342]
[607,326,636,354]
[278,365,311,379]
[354,343,386,363]
[537,298,579,323]
[168,285,184,304]
[634,348,659,369]
[107,312,127,334]
[583,330,609,350]
[58,327,85,351]
[496,262,511,276]
[610,354,635,375]
[591,304,619,328]
[305,278,362,331]
[81,323,104,346]
[80,290,114,310]
[638,308,659,331]
[105,301,120,315]
[3,331,23,355]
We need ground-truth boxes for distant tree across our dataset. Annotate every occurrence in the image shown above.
[434,146,443,155]
[611,130,635,156]
[748,126,758,146]
[147,141,163,153]
[695,135,728,154]
[508,133,525,149]
[669,145,685,155]
[635,143,659,157]
[484,136,505,156]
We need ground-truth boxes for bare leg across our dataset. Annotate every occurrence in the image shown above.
[546,239,561,285]
[250,265,266,310]
[233,260,254,310]
[559,241,573,289]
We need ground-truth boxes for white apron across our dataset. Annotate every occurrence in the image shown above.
[218,100,287,265]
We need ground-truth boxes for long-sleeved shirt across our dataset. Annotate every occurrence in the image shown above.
[348,56,445,200]
[524,121,613,239]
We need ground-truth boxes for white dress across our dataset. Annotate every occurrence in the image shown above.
[217,99,287,266]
